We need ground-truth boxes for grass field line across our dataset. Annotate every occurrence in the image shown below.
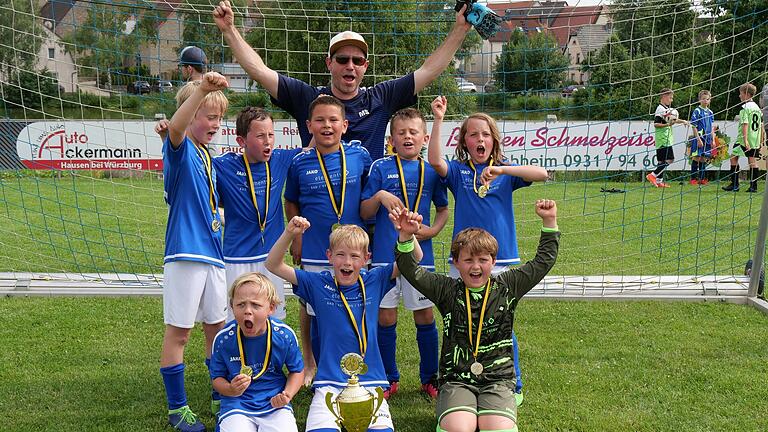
[0,272,751,300]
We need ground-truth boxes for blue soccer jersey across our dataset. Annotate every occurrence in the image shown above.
[444,159,531,266]
[162,136,224,267]
[362,156,448,267]
[689,106,714,149]
[271,73,417,160]
[284,144,372,265]
[293,265,395,388]
[213,148,301,263]
[210,318,304,423]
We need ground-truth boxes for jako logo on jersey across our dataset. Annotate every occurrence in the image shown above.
[323,284,335,292]
[460,169,471,175]
[306,169,319,175]
[229,356,241,362]
[387,174,399,179]
[358,109,370,118]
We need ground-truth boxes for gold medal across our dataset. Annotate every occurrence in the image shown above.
[332,223,342,231]
[211,219,221,232]
[470,159,494,199]
[240,365,253,377]
[478,184,489,198]
[236,322,272,381]
[470,361,483,376]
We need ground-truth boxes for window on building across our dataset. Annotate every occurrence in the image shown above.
[576,53,581,63]
[48,48,55,59]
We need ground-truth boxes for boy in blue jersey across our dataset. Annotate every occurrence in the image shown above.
[689,90,715,185]
[161,72,229,432]
[265,213,423,432]
[210,272,304,432]
[361,108,449,399]
[284,95,372,385]
[213,107,301,322]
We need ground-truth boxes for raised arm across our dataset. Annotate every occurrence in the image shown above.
[413,7,471,94]
[428,96,449,177]
[214,1,279,98]
[265,216,310,285]
[388,208,423,278]
[168,72,228,149]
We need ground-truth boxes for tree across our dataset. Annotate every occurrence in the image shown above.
[493,30,569,94]
[0,0,41,77]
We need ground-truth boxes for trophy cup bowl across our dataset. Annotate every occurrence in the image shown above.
[325,353,385,432]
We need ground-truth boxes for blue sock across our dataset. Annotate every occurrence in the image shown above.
[690,161,699,179]
[377,323,399,382]
[205,358,221,401]
[416,321,439,384]
[160,363,187,410]
[310,315,321,366]
[512,331,523,393]
[699,162,707,181]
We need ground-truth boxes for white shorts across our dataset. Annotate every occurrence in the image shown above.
[306,385,393,431]
[379,272,434,311]
[225,262,287,320]
[301,264,333,317]
[219,408,298,432]
[163,261,227,328]
[449,263,509,278]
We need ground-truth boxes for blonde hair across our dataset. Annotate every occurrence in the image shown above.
[740,83,757,97]
[390,108,427,135]
[450,227,498,261]
[698,89,711,99]
[329,225,369,254]
[228,272,281,307]
[175,80,229,113]
[456,113,504,164]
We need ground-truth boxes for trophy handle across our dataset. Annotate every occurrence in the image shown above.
[371,387,385,418]
[325,391,343,425]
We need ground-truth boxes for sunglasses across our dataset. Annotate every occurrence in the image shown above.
[333,55,367,66]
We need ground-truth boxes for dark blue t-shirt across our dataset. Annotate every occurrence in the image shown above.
[271,73,417,160]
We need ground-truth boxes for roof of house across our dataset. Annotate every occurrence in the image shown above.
[571,23,613,56]
[485,2,606,45]
[549,6,604,47]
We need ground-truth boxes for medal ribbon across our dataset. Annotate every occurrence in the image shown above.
[336,276,368,358]
[469,158,494,196]
[395,155,424,211]
[193,144,217,216]
[465,279,491,361]
[237,322,272,380]
[243,153,270,233]
[317,146,347,225]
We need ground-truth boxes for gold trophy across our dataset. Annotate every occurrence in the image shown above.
[325,353,385,432]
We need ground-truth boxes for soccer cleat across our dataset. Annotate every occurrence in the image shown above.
[689,179,699,186]
[515,391,524,407]
[168,406,206,432]
[382,381,399,400]
[210,399,220,417]
[722,184,738,192]
[746,186,758,193]
[700,178,709,185]
[645,173,658,187]
[657,182,671,188]
[421,377,439,399]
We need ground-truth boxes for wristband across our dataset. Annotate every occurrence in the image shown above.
[397,238,415,253]
[541,226,559,233]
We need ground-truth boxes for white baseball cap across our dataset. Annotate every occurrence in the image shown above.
[328,31,368,57]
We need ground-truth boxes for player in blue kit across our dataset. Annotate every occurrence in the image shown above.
[213,0,471,160]
[213,107,301,322]
[284,95,372,385]
[427,96,549,406]
[210,272,304,432]
[688,90,715,185]
[360,108,449,399]
[265,212,423,432]
[160,72,229,432]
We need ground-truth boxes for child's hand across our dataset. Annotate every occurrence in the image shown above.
[535,199,557,227]
[200,72,229,93]
[155,119,170,140]
[229,373,251,396]
[431,96,447,121]
[389,208,423,236]
[377,190,405,213]
[303,363,316,388]
[481,166,503,185]
[286,216,310,235]
[270,390,292,408]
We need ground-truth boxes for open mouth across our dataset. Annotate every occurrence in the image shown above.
[342,74,355,84]
[476,145,486,158]
[243,319,254,329]
[263,148,272,158]
[340,268,353,277]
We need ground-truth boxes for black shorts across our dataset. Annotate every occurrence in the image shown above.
[656,146,674,162]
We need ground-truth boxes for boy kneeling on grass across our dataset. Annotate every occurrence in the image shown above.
[392,200,560,432]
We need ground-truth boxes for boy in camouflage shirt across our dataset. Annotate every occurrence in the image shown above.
[391,200,559,432]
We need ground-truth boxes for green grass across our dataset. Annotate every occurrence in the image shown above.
[1,297,766,431]
[0,173,762,276]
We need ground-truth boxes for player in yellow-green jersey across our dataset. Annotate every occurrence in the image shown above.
[723,83,765,192]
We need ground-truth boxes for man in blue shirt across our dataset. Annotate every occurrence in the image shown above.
[213,0,471,160]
